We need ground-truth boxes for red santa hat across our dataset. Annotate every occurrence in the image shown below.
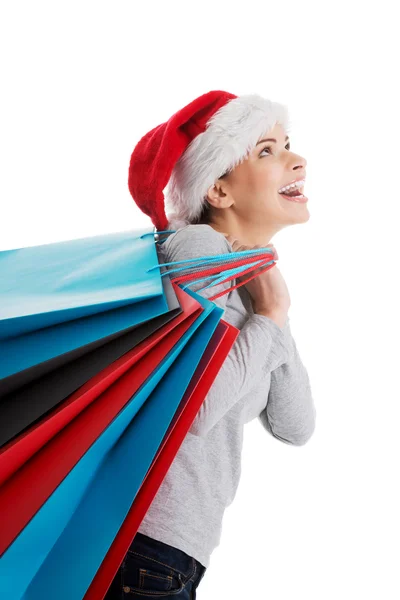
[128,90,291,232]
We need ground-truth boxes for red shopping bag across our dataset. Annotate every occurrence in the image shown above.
[84,320,238,600]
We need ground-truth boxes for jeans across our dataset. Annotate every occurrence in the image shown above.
[104,532,207,599]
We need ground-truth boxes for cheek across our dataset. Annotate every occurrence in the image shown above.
[230,164,280,203]
[239,170,272,195]
[252,165,280,194]
[254,175,280,201]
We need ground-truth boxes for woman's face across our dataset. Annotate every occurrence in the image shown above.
[208,123,309,230]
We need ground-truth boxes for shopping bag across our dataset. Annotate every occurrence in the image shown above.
[0,229,164,339]
[0,285,204,551]
[0,230,173,397]
[84,320,238,600]
[0,270,181,448]
[0,292,220,600]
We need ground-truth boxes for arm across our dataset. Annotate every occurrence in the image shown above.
[161,225,292,437]
[190,313,291,436]
[258,317,317,446]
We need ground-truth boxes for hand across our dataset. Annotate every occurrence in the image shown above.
[224,235,291,321]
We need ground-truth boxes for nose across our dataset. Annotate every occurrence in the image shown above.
[292,154,307,173]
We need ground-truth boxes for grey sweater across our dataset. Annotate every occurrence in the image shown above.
[138,224,316,568]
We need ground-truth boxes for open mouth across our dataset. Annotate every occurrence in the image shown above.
[278,188,308,203]
[281,188,303,197]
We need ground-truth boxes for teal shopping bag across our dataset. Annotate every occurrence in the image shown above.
[0,292,220,600]
[0,229,163,340]
[0,229,172,390]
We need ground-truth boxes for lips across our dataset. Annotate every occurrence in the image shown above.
[279,191,308,204]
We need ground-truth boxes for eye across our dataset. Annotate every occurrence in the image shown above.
[259,143,291,157]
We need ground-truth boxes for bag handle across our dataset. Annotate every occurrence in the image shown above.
[139,229,176,245]
[171,255,275,301]
[148,244,276,302]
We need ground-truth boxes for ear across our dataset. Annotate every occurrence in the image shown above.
[206,181,234,210]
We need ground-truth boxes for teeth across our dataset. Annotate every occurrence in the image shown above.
[278,179,305,194]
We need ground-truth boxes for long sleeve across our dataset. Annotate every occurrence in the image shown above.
[258,317,317,446]
[160,225,293,438]
[189,313,292,436]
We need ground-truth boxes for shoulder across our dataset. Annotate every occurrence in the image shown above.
[162,224,231,263]
[159,225,234,309]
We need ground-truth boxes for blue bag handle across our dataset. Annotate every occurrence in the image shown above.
[140,228,276,297]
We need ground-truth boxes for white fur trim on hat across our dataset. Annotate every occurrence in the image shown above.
[164,94,291,230]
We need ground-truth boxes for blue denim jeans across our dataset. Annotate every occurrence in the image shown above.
[104,532,207,599]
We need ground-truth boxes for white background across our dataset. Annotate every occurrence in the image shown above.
[1,1,400,598]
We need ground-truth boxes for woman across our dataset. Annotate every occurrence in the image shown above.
[105,90,316,598]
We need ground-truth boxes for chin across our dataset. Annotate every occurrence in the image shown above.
[262,203,310,228]
[278,200,310,224]
[299,206,311,222]
[287,211,310,225]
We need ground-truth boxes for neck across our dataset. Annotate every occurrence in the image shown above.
[206,212,282,247]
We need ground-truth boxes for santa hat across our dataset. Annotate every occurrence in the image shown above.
[128,90,291,232]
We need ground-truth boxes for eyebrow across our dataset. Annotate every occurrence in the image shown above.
[256,135,290,145]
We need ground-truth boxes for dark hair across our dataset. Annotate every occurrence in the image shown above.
[194,200,211,225]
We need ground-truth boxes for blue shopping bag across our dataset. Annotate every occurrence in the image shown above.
[0,229,163,340]
[0,229,172,392]
[0,292,221,600]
